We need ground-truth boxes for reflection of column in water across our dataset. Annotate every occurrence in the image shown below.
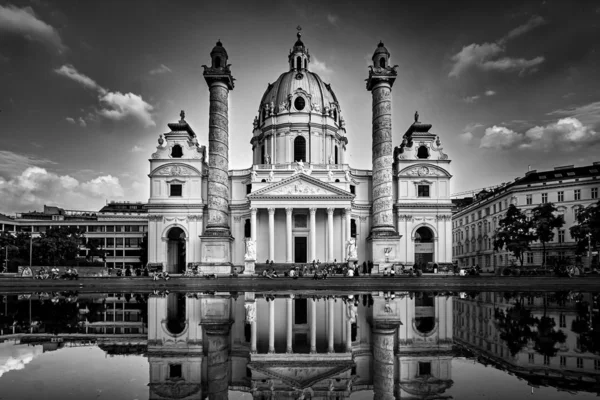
[372,322,399,400]
[204,323,231,400]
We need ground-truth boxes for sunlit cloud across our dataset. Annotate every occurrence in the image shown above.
[0,4,67,53]
[149,64,172,75]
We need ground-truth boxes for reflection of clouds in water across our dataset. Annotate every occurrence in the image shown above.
[0,343,44,378]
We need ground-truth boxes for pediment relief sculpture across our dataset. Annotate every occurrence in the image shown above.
[268,181,335,195]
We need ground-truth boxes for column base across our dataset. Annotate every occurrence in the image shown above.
[244,259,255,275]
[268,350,275,354]
[310,350,317,354]
[199,235,234,274]
[367,234,403,274]
[286,348,293,354]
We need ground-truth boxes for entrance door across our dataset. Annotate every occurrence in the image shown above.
[294,237,307,263]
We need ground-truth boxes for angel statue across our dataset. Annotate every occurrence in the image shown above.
[346,237,357,260]
[245,238,256,261]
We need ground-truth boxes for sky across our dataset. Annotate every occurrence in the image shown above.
[0,0,599,214]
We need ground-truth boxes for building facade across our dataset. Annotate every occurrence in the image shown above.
[2,31,454,274]
[452,163,600,271]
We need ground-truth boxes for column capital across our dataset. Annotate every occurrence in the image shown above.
[344,207,352,214]
[250,207,258,215]
[326,207,335,215]
[285,207,293,215]
[309,207,317,215]
[268,207,276,215]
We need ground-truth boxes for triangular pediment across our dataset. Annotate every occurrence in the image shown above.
[248,174,354,199]
[249,361,354,389]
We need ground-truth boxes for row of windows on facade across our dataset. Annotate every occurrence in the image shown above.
[259,137,341,165]
[454,222,570,243]
[455,251,572,267]
[454,187,599,228]
[260,97,339,123]
[2,224,147,233]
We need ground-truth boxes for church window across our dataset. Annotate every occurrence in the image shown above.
[214,56,221,68]
[304,58,307,69]
[334,146,339,164]
[294,96,306,111]
[335,179,340,183]
[169,364,182,379]
[261,179,266,183]
[379,57,386,68]
[246,184,252,195]
[333,109,337,122]
[417,145,429,159]
[244,219,251,238]
[297,56,302,70]
[418,362,432,376]
[170,184,182,197]
[261,144,266,164]
[171,144,183,158]
[262,108,267,123]
[350,185,355,194]
[418,185,430,197]
[294,136,306,161]
[351,219,357,237]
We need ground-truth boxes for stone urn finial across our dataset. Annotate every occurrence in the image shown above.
[158,134,164,146]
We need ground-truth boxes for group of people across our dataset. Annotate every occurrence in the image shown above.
[34,267,78,280]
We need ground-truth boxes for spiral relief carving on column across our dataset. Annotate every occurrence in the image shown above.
[371,85,395,233]
[206,84,231,234]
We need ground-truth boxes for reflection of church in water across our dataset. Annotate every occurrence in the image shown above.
[145,291,453,399]
[145,29,453,274]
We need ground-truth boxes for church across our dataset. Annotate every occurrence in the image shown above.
[146,30,453,275]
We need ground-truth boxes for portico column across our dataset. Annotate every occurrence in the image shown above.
[268,208,275,261]
[286,208,293,262]
[345,207,352,247]
[251,318,257,353]
[328,298,335,353]
[268,298,275,353]
[310,298,317,353]
[250,208,257,241]
[346,312,352,352]
[286,295,293,353]
[309,208,317,262]
[327,208,335,262]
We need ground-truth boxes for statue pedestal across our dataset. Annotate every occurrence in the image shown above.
[347,257,359,267]
[244,259,256,275]
[198,235,233,275]
[368,234,402,274]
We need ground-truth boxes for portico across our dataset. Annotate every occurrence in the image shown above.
[247,174,354,263]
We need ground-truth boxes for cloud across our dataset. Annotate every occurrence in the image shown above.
[310,56,333,76]
[149,64,172,75]
[500,15,546,44]
[0,150,56,178]
[449,16,546,77]
[464,122,484,131]
[131,145,144,153]
[460,132,474,142]
[65,117,75,124]
[548,101,600,128]
[485,90,496,96]
[54,64,155,127]
[66,116,86,127]
[480,126,523,149]
[479,117,599,151]
[0,4,66,52]
[327,14,339,27]
[78,117,86,127]
[464,95,480,103]
[0,167,125,214]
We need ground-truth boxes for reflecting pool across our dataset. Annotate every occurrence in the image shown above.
[0,290,598,399]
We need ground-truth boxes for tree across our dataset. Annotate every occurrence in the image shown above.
[36,226,85,266]
[493,204,536,267]
[570,200,600,258]
[494,297,537,357]
[531,203,565,269]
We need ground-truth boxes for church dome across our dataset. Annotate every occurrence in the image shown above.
[259,69,339,114]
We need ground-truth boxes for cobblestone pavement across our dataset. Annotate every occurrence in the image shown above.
[0,275,598,293]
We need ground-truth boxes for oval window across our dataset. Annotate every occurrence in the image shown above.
[294,97,305,111]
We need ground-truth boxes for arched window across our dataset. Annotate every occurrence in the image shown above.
[351,219,357,238]
[417,145,429,159]
[214,56,221,68]
[294,136,306,162]
[262,108,267,123]
[334,146,339,164]
[379,57,385,68]
[244,219,251,238]
[171,144,183,158]
[297,56,302,70]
